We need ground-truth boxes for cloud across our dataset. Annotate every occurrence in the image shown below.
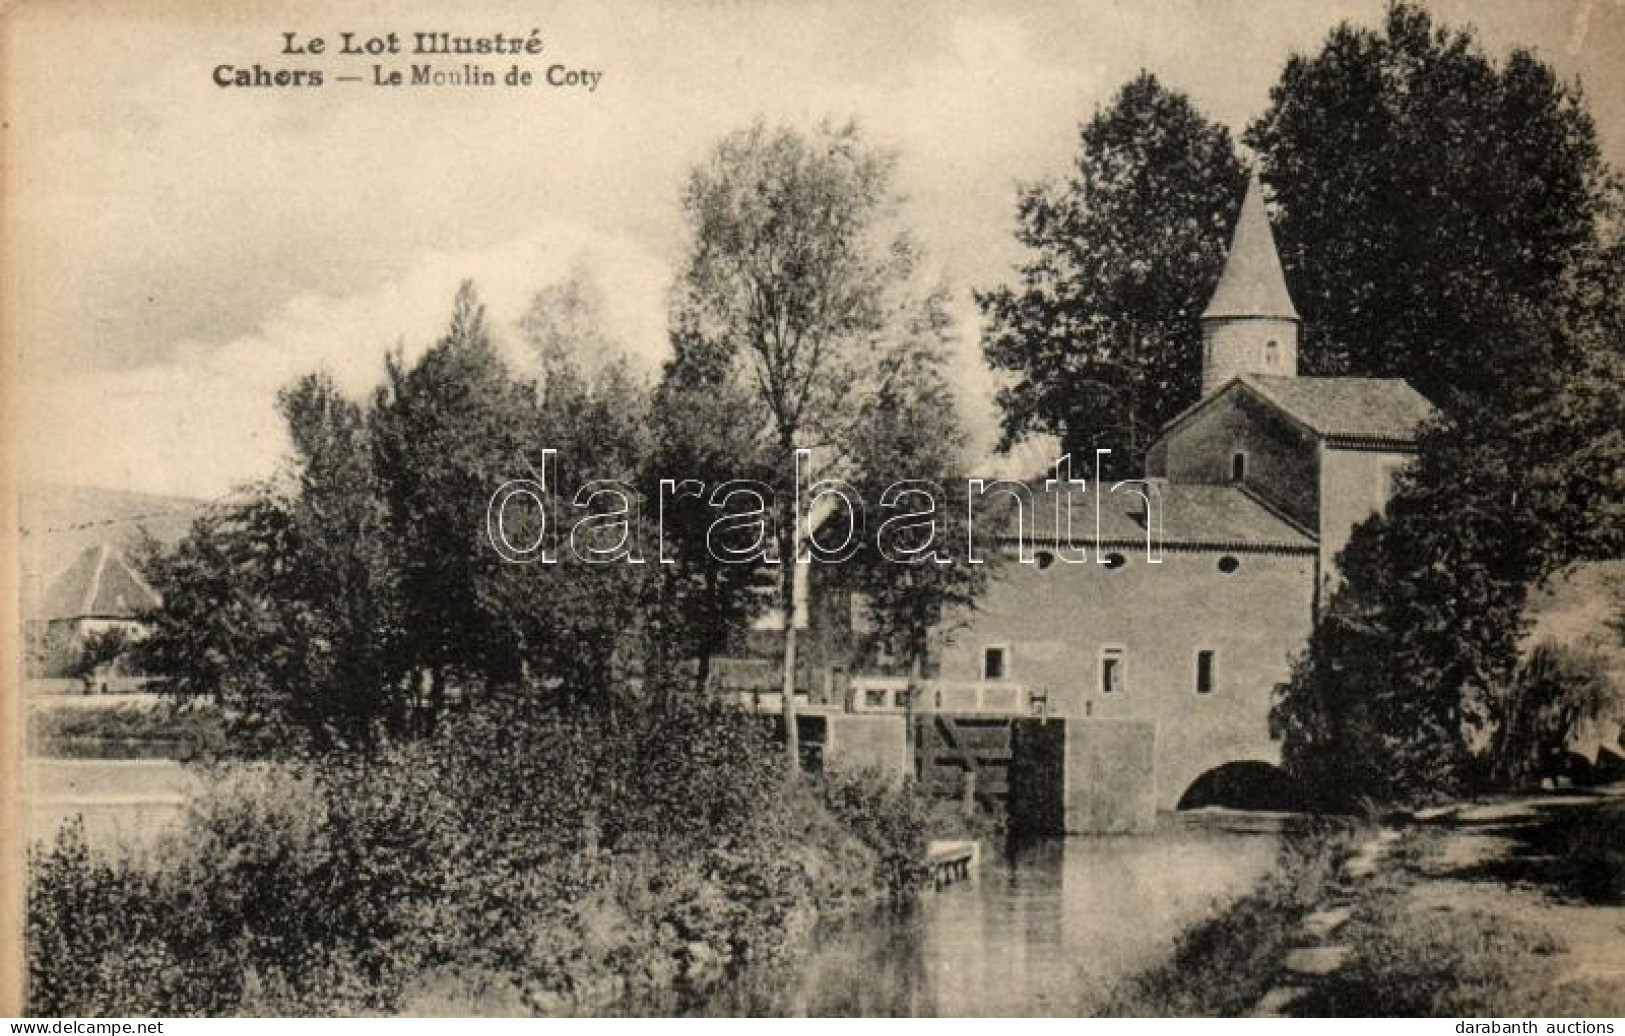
[20,221,673,498]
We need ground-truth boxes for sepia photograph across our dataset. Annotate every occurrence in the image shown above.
[3,0,1624,1021]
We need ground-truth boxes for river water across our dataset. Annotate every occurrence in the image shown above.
[720,819,1282,1017]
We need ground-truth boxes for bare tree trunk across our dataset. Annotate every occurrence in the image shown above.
[779,504,801,773]
[905,647,923,781]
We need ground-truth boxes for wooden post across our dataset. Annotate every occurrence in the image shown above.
[961,768,977,817]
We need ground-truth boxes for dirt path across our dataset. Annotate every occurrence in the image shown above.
[1254,786,1625,1016]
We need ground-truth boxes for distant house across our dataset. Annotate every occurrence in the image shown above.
[26,543,162,685]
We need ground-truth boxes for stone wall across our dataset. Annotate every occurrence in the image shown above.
[1152,386,1321,530]
[822,713,909,782]
[1064,719,1157,833]
[937,546,1314,808]
[1318,443,1412,584]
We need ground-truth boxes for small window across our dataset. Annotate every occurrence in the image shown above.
[1100,646,1126,695]
[1217,555,1240,575]
[1196,650,1216,695]
[864,688,887,710]
[983,645,1008,681]
[1231,452,1247,482]
[1035,550,1056,570]
[1103,551,1127,570]
[1265,340,1279,366]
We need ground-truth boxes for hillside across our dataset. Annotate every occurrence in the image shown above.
[18,484,211,602]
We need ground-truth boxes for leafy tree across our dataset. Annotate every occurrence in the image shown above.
[499,272,656,709]
[643,318,773,696]
[140,374,408,749]
[979,72,1245,475]
[370,282,539,713]
[66,628,134,689]
[1488,640,1616,789]
[1246,1,1620,412]
[839,289,991,746]
[674,119,932,767]
[1267,6,1625,804]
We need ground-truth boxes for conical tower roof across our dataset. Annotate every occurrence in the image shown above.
[1202,173,1299,321]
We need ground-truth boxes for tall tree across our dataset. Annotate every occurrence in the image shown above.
[840,289,990,751]
[370,282,538,716]
[978,72,1245,475]
[674,119,929,768]
[503,271,655,709]
[1265,4,1625,803]
[141,374,407,749]
[1246,1,1618,413]
[644,317,773,697]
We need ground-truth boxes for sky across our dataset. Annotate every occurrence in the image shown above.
[7,0,1624,499]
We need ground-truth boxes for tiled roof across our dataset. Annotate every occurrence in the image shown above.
[1202,173,1299,321]
[1240,374,1436,443]
[1004,482,1316,553]
[36,544,162,621]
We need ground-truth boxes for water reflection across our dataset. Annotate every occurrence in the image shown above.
[739,818,1280,1017]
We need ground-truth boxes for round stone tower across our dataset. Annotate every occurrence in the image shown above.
[1201,173,1300,395]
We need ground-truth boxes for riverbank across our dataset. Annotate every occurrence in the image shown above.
[1102,786,1625,1016]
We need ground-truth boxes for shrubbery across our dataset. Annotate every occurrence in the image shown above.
[27,691,933,1016]
[28,701,229,760]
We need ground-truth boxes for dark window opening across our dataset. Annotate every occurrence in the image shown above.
[1103,551,1127,570]
[983,646,1007,681]
[1231,453,1247,482]
[1196,650,1215,695]
[1036,550,1055,570]
[1101,647,1125,695]
[1217,555,1240,575]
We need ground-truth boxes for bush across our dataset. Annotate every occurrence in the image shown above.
[25,689,903,1016]
[28,700,229,760]
[815,769,933,895]
[1487,640,1616,790]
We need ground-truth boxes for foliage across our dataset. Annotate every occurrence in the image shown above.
[1100,822,1355,1016]
[1487,640,1617,789]
[815,769,933,896]
[837,305,992,691]
[641,321,774,694]
[1246,2,1621,413]
[978,71,1245,474]
[64,628,136,686]
[140,278,670,744]
[25,690,931,1016]
[673,119,967,763]
[1257,5,1625,806]
[369,282,541,707]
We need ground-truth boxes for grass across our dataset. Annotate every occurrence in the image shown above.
[1097,820,1359,1016]
[1101,793,1625,1017]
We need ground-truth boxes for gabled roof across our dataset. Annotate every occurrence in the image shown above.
[36,544,161,622]
[1240,374,1436,444]
[1202,173,1299,322]
[1157,374,1436,447]
[1008,482,1317,554]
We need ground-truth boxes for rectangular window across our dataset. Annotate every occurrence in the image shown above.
[1196,650,1216,695]
[982,645,1008,681]
[1100,646,1126,695]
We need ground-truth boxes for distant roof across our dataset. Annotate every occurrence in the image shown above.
[36,544,162,622]
[1240,374,1437,443]
[1202,173,1299,322]
[1007,482,1316,554]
